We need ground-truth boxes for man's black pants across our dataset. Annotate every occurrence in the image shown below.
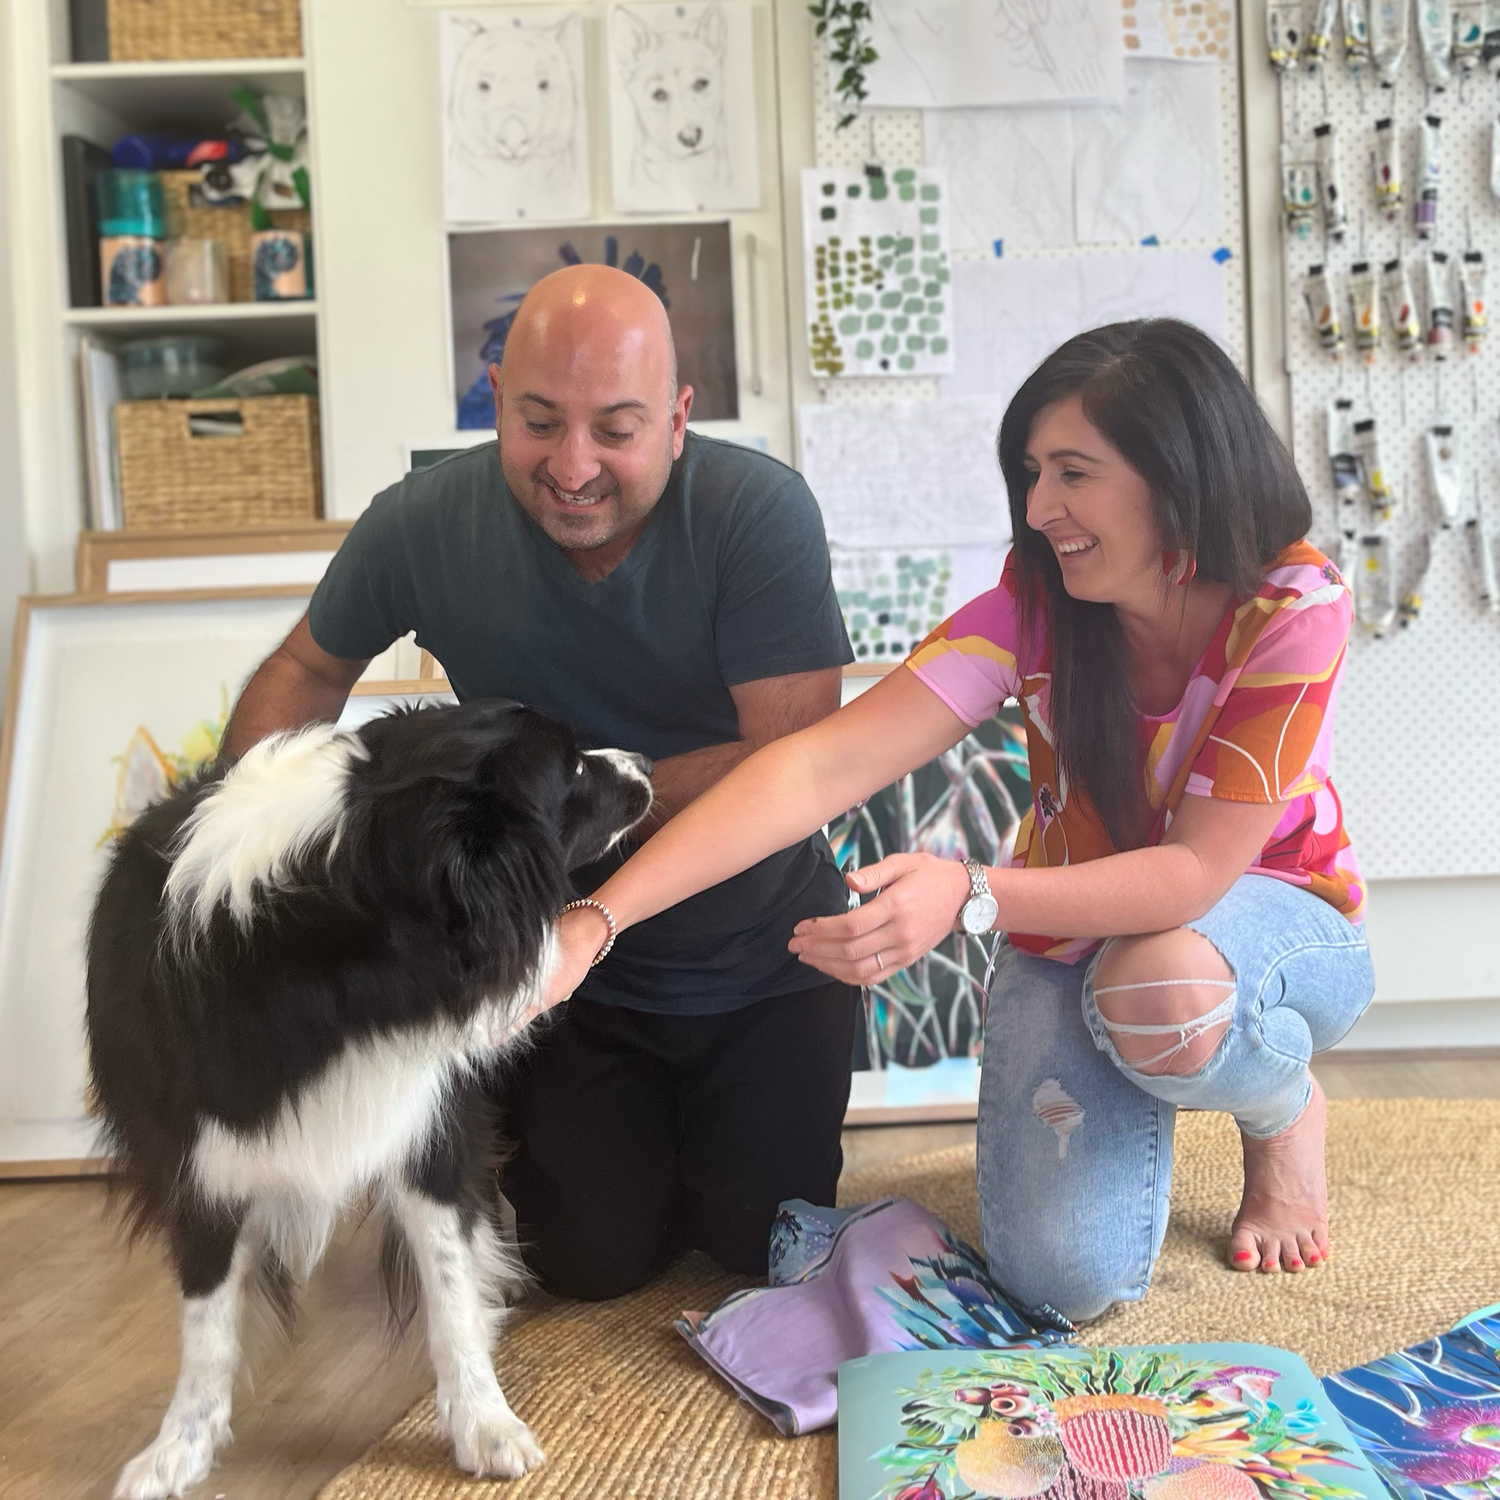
[497,980,860,1301]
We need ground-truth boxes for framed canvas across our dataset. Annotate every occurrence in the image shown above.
[75,522,354,595]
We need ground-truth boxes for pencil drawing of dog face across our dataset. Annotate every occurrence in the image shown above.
[614,4,728,166]
[449,14,581,168]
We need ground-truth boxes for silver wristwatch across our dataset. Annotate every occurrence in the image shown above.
[958,859,999,936]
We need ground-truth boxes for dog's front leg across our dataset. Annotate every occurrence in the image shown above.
[114,1219,253,1499]
[391,1187,544,1479]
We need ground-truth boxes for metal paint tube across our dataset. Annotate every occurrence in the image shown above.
[1484,0,1500,64]
[1417,0,1455,84]
[1398,532,1432,627]
[1355,534,1398,635]
[1306,0,1339,62]
[1315,123,1347,241]
[1282,140,1319,239]
[1425,424,1462,525]
[1354,416,1396,520]
[1468,517,1500,608]
[1268,0,1304,68]
[1344,0,1373,67]
[1384,258,1423,358]
[1414,116,1441,240]
[1454,0,1485,68]
[1373,118,1402,221]
[1350,259,1382,360]
[1460,250,1488,351]
[1328,399,1363,571]
[1369,0,1410,82]
[1306,265,1346,357]
[1426,250,1455,358]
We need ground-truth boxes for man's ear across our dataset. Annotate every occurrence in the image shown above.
[672,384,694,458]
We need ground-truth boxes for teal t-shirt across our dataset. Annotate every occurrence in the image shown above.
[309,432,854,1014]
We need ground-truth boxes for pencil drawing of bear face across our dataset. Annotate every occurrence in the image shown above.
[614,3,729,184]
[449,14,581,170]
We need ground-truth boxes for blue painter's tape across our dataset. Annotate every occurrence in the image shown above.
[992,238,1004,257]
[1140,234,1160,247]
[1212,246,1234,263]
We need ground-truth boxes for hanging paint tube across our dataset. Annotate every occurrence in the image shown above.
[1468,516,1500,608]
[1344,0,1373,67]
[1370,0,1410,82]
[1454,0,1485,69]
[1460,251,1488,352]
[1417,0,1455,84]
[1383,258,1423,358]
[1426,251,1455,358]
[1314,124,1347,240]
[1484,0,1500,65]
[1354,416,1396,520]
[1425,424,1462,525]
[1305,265,1346,356]
[1414,116,1441,240]
[1328,400,1363,573]
[1269,0,1304,68]
[1373,118,1402,221]
[1355,534,1398,634]
[1282,139,1319,239]
[1350,260,1382,360]
[1398,533,1433,628]
[1306,0,1339,62]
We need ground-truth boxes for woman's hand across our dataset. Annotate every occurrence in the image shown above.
[536,905,613,1014]
[788,854,973,986]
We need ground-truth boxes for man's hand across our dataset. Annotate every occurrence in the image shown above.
[786,853,973,986]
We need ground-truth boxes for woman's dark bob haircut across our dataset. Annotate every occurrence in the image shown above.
[997,318,1312,848]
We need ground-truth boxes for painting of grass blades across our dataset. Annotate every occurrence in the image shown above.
[826,704,1029,1070]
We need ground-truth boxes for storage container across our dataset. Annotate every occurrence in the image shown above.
[106,0,302,61]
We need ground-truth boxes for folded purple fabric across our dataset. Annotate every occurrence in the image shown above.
[676,1197,1072,1435]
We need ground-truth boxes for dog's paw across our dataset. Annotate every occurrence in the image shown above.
[450,1406,545,1479]
[112,1432,217,1499]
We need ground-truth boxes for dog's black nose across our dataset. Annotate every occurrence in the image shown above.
[631,752,653,777]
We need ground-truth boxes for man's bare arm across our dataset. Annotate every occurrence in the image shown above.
[635,666,843,832]
[220,614,371,763]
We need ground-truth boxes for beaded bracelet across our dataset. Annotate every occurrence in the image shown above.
[559,898,619,966]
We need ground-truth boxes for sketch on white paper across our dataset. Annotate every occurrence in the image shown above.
[940,251,1228,406]
[924,107,1075,252]
[608,1,759,214]
[441,7,591,225]
[865,0,1124,108]
[1073,59,1222,244]
[802,166,954,379]
[1124,0,1232,59]
[798,400,1012,548]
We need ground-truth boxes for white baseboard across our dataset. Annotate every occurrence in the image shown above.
[1331,997,1500,1051]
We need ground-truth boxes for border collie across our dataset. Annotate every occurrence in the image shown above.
[86,701,652,1499]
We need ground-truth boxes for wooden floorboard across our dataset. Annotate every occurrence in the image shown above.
[3,1052,1497,1500]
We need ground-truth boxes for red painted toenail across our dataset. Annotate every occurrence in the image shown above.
[1234,1251,1253,1261]
[1290,1259,1303,1267]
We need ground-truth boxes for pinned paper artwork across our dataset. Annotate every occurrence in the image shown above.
[864,0,1125,108]
[608,1,760,214]
[1124,0,1234,59]
[449,221,738,427]
[1073,59,1222,245]
[924,107,1076,251]
[798,400,1012,548]
[802,167,954,378]
[441,7,591,224]
[833,550,953,666]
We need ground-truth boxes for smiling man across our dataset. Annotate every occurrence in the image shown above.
[219,264,858,1299]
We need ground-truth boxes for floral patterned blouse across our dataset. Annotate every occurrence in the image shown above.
[905,540,1364,963]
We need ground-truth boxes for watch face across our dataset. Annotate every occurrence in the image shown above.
[962,894,999,935]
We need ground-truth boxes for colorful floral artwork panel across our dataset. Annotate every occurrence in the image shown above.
[837,1344,1392,1500]
[801,166,954,379]
[1323,1312,1500,1500]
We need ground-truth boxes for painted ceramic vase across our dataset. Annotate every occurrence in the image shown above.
[1053,1393,1174,1481]
[954,1425,1066,1498]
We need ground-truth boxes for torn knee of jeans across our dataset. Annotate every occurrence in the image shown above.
[1095,986,1237,1077]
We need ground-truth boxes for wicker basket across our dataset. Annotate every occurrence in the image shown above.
[161,170,311,304]
[116,396,322,530]
[107,0,301,61]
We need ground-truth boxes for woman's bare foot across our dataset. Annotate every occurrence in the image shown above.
[1228,1074,1330,1274]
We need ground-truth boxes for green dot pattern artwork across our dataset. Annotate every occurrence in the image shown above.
[833,549,953,663]
[802,167,954,379]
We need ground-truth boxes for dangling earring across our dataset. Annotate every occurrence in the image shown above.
[1177,553,1197,586]
[1162,549,1197,586]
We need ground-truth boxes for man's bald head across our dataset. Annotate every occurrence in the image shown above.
[489,262,694,567]
[500,264,677,408]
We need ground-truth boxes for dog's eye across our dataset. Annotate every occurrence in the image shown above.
[652,87,669,102]
[692,77,710,91]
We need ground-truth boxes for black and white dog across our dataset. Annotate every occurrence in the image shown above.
[86,701,652,1499]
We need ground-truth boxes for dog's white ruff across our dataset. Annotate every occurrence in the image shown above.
[164,724,365,941]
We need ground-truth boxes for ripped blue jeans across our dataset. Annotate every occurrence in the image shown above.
[975,873,1374,1324]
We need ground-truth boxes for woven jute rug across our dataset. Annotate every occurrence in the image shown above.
[318,1099,1500,1500]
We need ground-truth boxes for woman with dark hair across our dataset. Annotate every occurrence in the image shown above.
[544,319,1373,1322]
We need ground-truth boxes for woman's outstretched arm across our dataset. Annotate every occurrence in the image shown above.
[545,667,971,1002]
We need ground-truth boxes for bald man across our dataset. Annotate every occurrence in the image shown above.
[220,265,858,1299]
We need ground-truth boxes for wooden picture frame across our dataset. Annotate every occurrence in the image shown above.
[75,522,355,595]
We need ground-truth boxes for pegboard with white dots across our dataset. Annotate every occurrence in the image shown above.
[1277,27,1500,879]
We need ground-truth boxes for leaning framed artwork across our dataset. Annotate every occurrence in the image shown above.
[75,522,354,595]
[0,588,315,1170]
